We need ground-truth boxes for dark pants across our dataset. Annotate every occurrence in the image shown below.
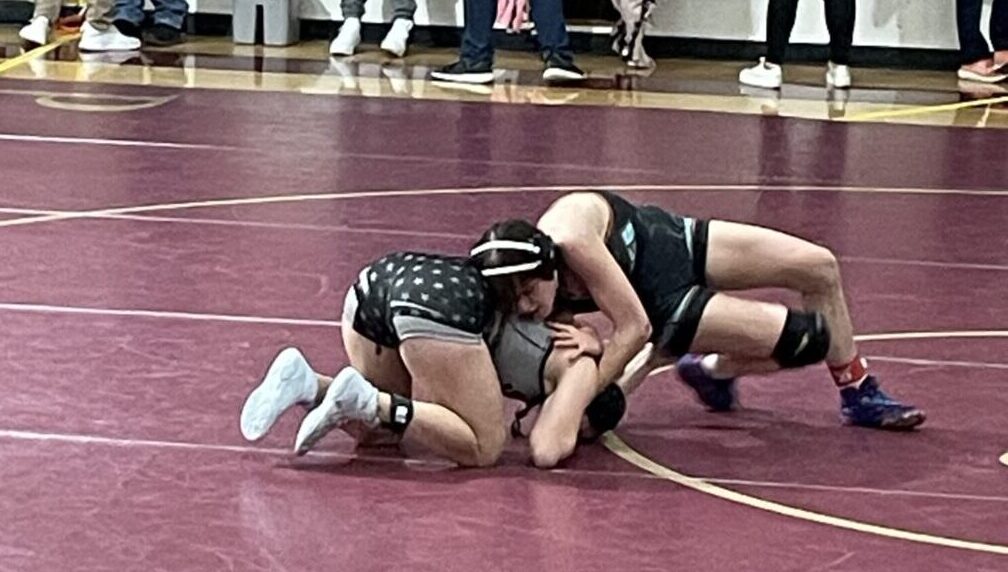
[957,0,1008,64]
[766,0,855,65]
[460,0,573,64]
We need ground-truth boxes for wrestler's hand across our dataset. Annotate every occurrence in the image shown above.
[548,322,603,358]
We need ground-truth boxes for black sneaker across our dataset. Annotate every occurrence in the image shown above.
[543,57,585,83]
[143,24,184,47]
[430,59,495,84]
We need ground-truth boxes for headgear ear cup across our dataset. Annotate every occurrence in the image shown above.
[532,233,557,275]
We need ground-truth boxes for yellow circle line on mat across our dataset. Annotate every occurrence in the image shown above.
[0,33,80,75]
[602,433,1008,554]
[606,330,1008,555]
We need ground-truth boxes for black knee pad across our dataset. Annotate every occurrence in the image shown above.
[772,310,831,369]
[586,384,627,434]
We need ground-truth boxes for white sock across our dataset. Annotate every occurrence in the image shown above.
[700,354,733,380]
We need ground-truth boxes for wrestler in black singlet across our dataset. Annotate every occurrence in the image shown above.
[554,190,714,356]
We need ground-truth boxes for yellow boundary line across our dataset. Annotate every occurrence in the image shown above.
[603,433,1008,555]
[847,96,1008,122]
[0,34,80,75]
[603,330,1008,555]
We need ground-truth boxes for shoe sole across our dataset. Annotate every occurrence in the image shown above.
[430,71,495,84]
[329,36,360,57]
[79,42,141,52]
[542,68,585,82]
[957,68,1008,83]
[739,76,782,90]
[239,348,313,441]
[842,408,927,431]
[880,409,927,430]
[380,41,406,58]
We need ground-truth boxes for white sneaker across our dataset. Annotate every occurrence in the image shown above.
[957,66,1008,83]
[79,21,141,52]
[380,18,413,58]
[329,18,361,56]
[826,61,851,89]
[240,347,319,441]
[294,366,379,455]
[19,16,50,45]
[739,57,782,89]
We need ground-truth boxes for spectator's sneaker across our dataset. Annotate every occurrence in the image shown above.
[826,61,851,88]
[113,19,142,39]
[19,16,50,45]
[379,18,413,57]
[144,23,184,46]
[329,17,361,56]
[431,59,495,84]
[840,376,926,430]
[739,57,783,89]
[995,50,1008,68]
[957,64,1008,83]
[543,56,584,82]
[79,21,141,51]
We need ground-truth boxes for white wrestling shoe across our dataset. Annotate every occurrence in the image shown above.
[294,366,379,455]
[240,347,319,441]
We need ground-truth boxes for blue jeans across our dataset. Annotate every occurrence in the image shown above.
[114,0,188,29]
[460,0,573,64]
